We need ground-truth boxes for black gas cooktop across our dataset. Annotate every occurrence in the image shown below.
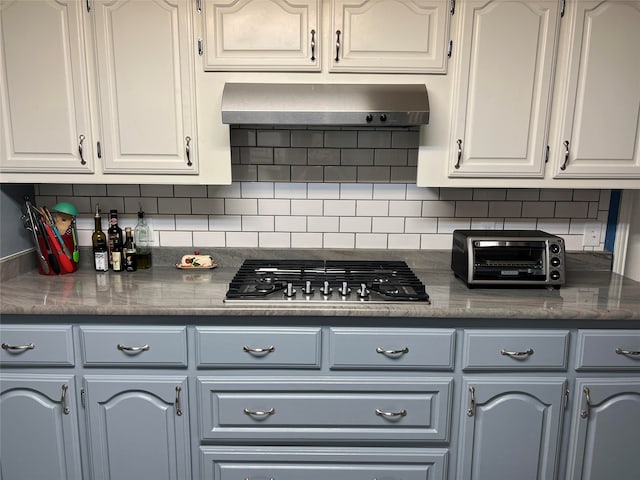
[224,259,430,304]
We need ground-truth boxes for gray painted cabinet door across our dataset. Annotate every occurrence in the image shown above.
[84,375,190,480]
[566,378,640,480]
[457,377,566,479]
[0,374,82,480]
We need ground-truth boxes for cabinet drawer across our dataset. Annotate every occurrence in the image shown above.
[200,446,448,480]
[197,377,452,443]
[575,330,640,370]
[79,326,187,367]
[0,325,74,366]
[195,327,321,368]
[462,330,569,371]
[329,328,455,370]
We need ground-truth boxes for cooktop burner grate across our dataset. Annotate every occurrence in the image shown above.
[225,259,430,304]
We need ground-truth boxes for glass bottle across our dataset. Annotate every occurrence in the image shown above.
[108,209,124,271]
[92,205,109,272]
[134,209,152,269]
[123,227,137,272]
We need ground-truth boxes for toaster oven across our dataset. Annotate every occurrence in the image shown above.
[451,230,565,287]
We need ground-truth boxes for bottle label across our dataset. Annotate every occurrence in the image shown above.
[112,251,123,271]
[94,251,109,271]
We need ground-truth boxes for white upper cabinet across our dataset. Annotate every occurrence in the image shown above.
[202,0,321,71]
[449,0,560,178]
[93,0,198,174]
[0,0,94,173]
[330,0,450,73]
[551,0,640,179]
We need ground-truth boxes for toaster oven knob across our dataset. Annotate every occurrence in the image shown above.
[302,280,314,295]
[550,271,561,281]
[358,283,370,298]
[321,280,332,296]
[551,257,561,267]
[285,282,296,297]
[339,281,351,297]
[550,243,561,254]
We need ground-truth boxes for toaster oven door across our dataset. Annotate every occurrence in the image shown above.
[472,240,547,282]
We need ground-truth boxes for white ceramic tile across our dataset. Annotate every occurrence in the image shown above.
[148,215,175,231]
[555,202,589,218]
[307,183,339,199]
[522,201,555,218]
[324,199,356,216]
[291,232,323,248]
[258,199,290,215]
[76,229,93,247]
[275,216,307,232]
[159,231,192,247]
[208,184,241,198]
[241,182,274,199]
[373,184,406,200]
[473,189,507,201]
[209,215,241,232]
[588,202,599,218]
[573,189,600,201]
[339,217,372,233]
[471,218,505,229]
[420,233,454,250]
[437,218,471,233]
[405,217,438,233]
[73,184,107,196]
[372,217,405,233]
[537,218,570,234]
[158,197,191,214]
[124,197,159,215]
[562,234,587,251]
[174,185,207,198]
[193,231,226,247]
[488,201,522,218]
[506,189,539,201]
[389,200,422,217]
[387,234,420,249]
[242,216,274,231]
[323,233,355,248]
[455,201,489,217]
[406,185,439,200]
[599,190,611,210]
[226,232,259,248]
[356,200,389,216]
[107,184,141,197]
[308,216,339,232]
[421,200,455,217]
[225,198,258,215]
[191,198,225,215]
[275,182,307,199]
[356,233,388,249]
[439,188,473,201]
[504,218,537,230]
[175,215,208,231]
[259,232,291,248]
[291,199,323,216]
[340,183,373,199]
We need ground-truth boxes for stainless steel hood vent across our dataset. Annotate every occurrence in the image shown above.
[221,83,429,126]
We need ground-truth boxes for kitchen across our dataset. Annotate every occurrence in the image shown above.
[1,1,640,479]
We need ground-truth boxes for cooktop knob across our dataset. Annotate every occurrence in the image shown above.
[285,282,296,297]
[302,280,314,295]
[358,283,370,298]
[339,281,351,297]
[321,280,332,296]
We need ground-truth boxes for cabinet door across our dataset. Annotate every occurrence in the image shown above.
[449,0,560,177]
[202,0,320,71]
[92,0,197,174]
[0,374,82,480]
[0,0,94,173]
[566,378,640,480]
[330,0,450,73]
[84,375,190,480]
[457,377,566,480]
[553,1,640,178]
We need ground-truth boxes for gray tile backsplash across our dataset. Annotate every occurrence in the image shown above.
[36,126,611,252]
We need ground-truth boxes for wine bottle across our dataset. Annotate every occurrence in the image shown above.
[92,205,109,272]
[108,210,124,272]
[134,209,152,269]
[123,227,137,272]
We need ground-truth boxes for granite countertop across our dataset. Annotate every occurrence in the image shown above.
[1,249,639,323]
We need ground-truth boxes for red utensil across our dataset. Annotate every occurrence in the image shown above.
[43,223,74,273]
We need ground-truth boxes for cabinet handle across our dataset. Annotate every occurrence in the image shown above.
[86,0,91,13]
[500,347,534,358]
[560,140,570,170]
[310,29,316,61]
[117,343,150,353]
[185,136,192,167]
[375,346,409,356]
[580,387,591,418]
[78,135,86,165]
[1,342,35,352]
[175,386,183,416]
[243,345,275,354]
[455,139,462,169]
[467,386,476,417]
[61,384,70,415]
[196,0,202,14]
[375,408,407,418]
[243,407,275,417]
[335,30,341,62]
[616,347,640,357]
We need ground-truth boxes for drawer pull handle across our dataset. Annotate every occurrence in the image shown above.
[244,478,274,480]
[243,407,275,417]
[616,347,640,357]
[467,386,476,417]
[243,345,275,354]
[1,342,35,352]
[580,387,591,418]
[500,348,534,358]
[117,343,150,353]
[175,386,183,416]
[375,408,407,418]
[376,346,409,356]
[61,384,70,415]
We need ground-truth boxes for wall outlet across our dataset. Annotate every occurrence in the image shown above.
[583,222,602,247]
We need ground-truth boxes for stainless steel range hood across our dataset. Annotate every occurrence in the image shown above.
[221,83,430,126]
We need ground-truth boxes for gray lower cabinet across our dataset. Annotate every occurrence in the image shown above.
[0,373,83,480]
[457,377,567,479]
[83,375,191,480]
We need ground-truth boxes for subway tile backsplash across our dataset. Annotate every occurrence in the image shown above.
[36,126,611,252]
